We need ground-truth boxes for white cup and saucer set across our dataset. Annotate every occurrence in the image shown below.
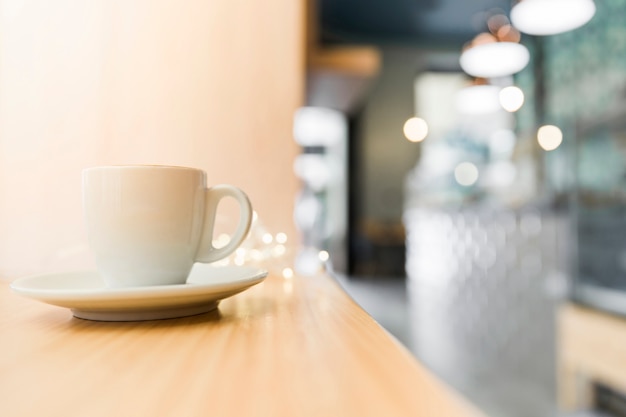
[10,165,268,322]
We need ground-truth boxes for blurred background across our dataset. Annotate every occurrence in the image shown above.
[1,0,626,416]
[298,1,626,417]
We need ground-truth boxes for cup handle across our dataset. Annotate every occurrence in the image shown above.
[195,185,252,263]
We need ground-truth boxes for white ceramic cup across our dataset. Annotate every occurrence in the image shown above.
[83,165,252,287]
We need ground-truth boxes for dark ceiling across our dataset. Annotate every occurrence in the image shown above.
[319,0,512,49]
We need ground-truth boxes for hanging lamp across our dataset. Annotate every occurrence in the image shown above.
[510,0,596,36]
[459,16,529,78]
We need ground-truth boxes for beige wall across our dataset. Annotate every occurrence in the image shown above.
[0,0,304,277]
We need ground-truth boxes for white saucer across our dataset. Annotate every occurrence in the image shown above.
[10,265,268,322]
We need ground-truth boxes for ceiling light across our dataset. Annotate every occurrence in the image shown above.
[511,0,596,36]
[460,42,530,78]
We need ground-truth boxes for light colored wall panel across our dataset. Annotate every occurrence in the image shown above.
[0,0,304,277]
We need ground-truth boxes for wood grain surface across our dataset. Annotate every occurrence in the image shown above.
[0,270,482,417]
[558,303,626,411]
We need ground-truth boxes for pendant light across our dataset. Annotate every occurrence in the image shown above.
[510,0,596,36]
[459,15,529,79]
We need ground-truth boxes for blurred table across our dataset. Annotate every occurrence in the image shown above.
[559,303,626,413]
[0,269,482,417]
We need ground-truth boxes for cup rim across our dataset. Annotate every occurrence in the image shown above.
[83,165,203,173]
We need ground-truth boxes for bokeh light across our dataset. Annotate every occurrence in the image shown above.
[537,125,563,151]
[293,107,347,147]
[294,247,323,276]
[272,244,286,257]
[275,232,288,244]
[499,86,524,112]
[496,24,521,43]
[485,161,517,188]
[454,162,479,186]
[489,129,517,157]
[262,233,273,244]
[293,154,331,191]
[403,117,429,142]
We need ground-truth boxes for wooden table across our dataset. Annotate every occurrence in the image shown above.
[0,269,482,417]
[559,303,626,412]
